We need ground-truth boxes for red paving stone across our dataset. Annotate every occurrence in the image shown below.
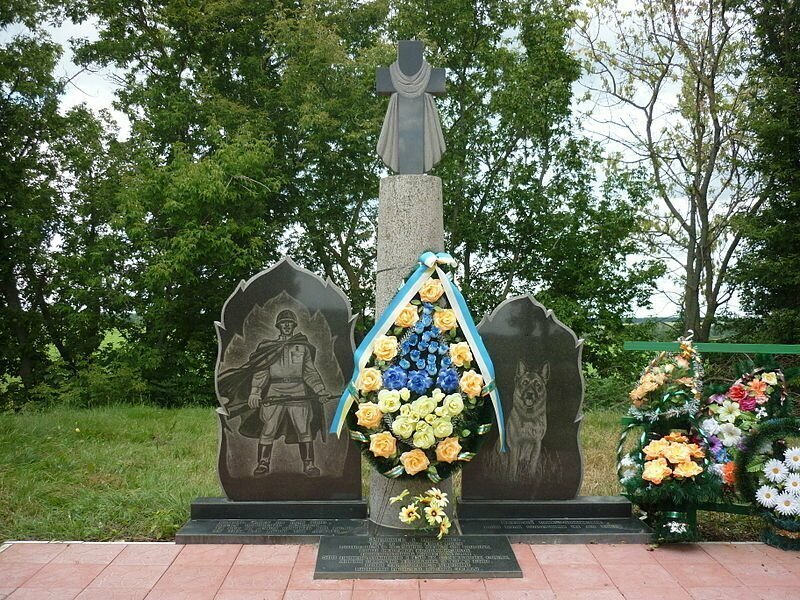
[3,542,800,599]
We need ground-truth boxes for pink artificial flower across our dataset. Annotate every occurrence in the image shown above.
[739,396,757,411]
[727,384,748,402]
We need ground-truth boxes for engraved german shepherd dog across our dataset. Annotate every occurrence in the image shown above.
[486,360,550,482]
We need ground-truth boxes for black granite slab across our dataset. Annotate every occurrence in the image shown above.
[463,296,584,502]
[175,518,368,544]
[190,497,367,520]
[457,496,632,519]
[458,517,654,544]
[314,535,522,579]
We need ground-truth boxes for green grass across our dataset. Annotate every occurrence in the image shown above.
[0,406,759,542]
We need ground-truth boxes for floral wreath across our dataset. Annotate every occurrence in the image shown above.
[330,252,502,483]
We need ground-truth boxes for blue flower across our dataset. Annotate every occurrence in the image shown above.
[408,370,433,395]
[422,302,434,314]
[408,334,419,345]
[421,331,433,343]
[416,359,426,370]
[410,349,421,362]
[427,353,437,364]
[401,341,413,355]
[430,326,440,336]
[414,322,425,334]
[441,356,452,368]
[428,341,439,353]
[427,364,438,376]
[438,346,448,356]
[399,359,411,370]
[383,366,408,390]
[418,341,429,351]
[436,368,460,393]
[421,314,433,327]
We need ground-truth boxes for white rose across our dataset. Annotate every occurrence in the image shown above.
[377,389,402,413]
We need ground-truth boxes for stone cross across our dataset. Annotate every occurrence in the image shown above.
[376,40,446,174]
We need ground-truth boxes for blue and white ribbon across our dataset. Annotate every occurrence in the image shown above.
[329,251,508,452]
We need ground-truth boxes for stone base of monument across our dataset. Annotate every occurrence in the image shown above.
[456,496,654,544]
[314,534,522,579]
[175,497,368,544]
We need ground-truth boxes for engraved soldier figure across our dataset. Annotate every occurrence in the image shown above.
[218,308,329,477]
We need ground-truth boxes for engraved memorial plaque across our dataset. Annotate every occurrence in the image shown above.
[461,296,584,500]
[214,257,361,501]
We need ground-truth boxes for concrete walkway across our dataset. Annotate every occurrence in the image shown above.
[0,541,799,599]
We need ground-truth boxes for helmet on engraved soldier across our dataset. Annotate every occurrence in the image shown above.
[275,309,298,327]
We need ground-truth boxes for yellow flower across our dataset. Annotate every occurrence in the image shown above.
[389,489,409,504]
[449,342,473,367]
[413,426,436,449]
[435,437,462,463]
[432,418,454,438]
[424,504,444,525]
[356,367,382,393]
[437,515,452,539]
[377,389,402,413]
[369,432,397,458]
[642,438,670,460]
[391,417,415,439]
[762,372,778,386]
[642,457,672,485]
[664,431,688,443]
[433,309,457,332]
[399,504,420,524]
[399,449,430,475]
[662,442,691,465]
[355,402,383,429]
[411,396,437,417]
[419,278,445,303]
[459,370,485,398]
[686,443,705,459]
[442,393,464,417]
[672,460,703,479]
[373,335,399,361]
[426,488,449,507]
[395,304,419,328]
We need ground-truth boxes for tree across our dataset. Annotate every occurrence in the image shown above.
[578,0,760,341]
[735,0,800,343]
[390,0,661,368]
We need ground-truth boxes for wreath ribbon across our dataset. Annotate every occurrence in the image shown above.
[330,251,507,452]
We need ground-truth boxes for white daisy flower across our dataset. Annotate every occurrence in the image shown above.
[764,458,789,483]
[718,422,743,448]
[755,407,768,419]
[701,418,720,436]
[619,454,636,469]
[785,474,800,496]
[784,447,800,472]
[773,493,799,516]
[756,485,779,508]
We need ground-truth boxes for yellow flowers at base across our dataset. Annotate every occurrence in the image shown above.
[399,504,420,524]
[640,433,706,485]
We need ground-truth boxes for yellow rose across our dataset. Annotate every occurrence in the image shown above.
[411,396,437,417]
[419,278,445,303]
[373,335,399,361]
[642,457,672,485]
[762,372,778,386]
[400,449,430,475]
[356,367,382,393]
[664,431,688,443]
[672,460,703,479]
[442,393,464,417]
[413,426,436,449]
[686,443,705,459]
[433,309,457,332]
[449,342,473,367]
[369,432,397,458]
[459,370,485,398]
[391,417,415,439]
[642,438,670,460]
[355,402,383,429]
[377,389,402,413]
[435,437,462,463]
[432,418,453,438]
[395,304,419,328]
[399,387,411,401]
[662,442,691,465]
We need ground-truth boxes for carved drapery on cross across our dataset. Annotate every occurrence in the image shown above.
[376,41,446,174]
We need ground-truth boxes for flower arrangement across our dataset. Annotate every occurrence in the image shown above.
[700,367,788,488]
[736,418,800,550]
[390,487,452,539]
[345,272,494,483]
[627,338,703,423]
